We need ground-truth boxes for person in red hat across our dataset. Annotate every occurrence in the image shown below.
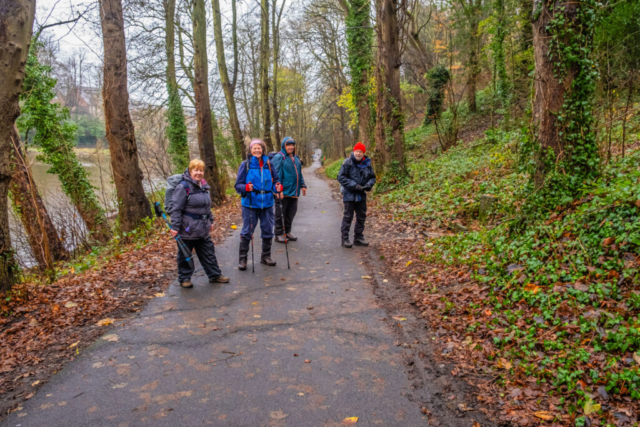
[337,142,376,247]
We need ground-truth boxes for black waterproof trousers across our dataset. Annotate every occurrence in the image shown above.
[177,236,222,283]
[341,200,367,241]
[275,197,299,235]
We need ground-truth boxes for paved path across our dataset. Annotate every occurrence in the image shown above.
[4,161,430,426]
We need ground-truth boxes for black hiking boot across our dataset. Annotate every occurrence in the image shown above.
[286,232,298,241]
[238,237,250,271]
[275,234,286,244]
[353,237,369,246]
[342,239,353,248]
[261,238,277,266]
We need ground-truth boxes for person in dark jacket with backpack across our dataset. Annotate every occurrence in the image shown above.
[235,139,283,270]
[337,142,376,248]
[272,136,307,243]
[170,159,229,288]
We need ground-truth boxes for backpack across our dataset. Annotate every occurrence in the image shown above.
[268,151,285,163]
[164,174,189,214]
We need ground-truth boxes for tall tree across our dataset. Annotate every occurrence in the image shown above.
[192,0,224,204]
[164,0,190,172]
[100,0,152,232]
[0,0,35,290]
[271,0,286,145]
[345,0,374,146]
[375,0,407,176]
[460,0,483,112]
[260,0,273,151]
[531,0,599,196]
[211,0,245,159]
[10,127,66,272]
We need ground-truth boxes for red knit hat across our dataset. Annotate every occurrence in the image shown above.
[353,142,366,153]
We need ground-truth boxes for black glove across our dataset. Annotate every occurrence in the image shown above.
[355,184,364,192]
[364,186,372,192]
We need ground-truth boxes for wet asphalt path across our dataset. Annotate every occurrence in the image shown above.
[4,161,429,426]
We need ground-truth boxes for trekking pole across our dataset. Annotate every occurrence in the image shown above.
[249,193,255,274]
[278,197,290,269]
[153,202,198,273]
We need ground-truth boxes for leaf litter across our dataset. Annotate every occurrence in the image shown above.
[0,198,240,419]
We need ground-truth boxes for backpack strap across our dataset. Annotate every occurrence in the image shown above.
[180,180,191,202]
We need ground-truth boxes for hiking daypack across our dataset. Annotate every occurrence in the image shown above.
[164,174,189,214]
[268,151,285,163]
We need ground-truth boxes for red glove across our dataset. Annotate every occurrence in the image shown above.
[246,182,253,192]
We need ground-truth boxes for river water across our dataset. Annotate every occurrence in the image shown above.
[11,149,163,267]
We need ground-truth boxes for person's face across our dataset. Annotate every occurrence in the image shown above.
[190,167,204,181]
[285,144,295,154]
[251,144,263,157]
[354,150,364,161]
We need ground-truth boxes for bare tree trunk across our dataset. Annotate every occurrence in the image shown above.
[192,0,224,205]
[260,0,273,151]
[271,0,286,146]
[465,0,482,113]
[212,0,245,160]
[10,127,66,272]
[100,0,152,232]
[375,0,406,173]
[0,0,35,290]
[165,0,190,172]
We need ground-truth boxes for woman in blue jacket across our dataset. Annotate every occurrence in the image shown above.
[234,139,283,270]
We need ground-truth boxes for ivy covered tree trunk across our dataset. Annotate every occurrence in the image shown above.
[532,0,599,194]
[491,0,510,125]
[464,0,483,113]
[19,43,111,244]
[375,0,407,177]
[345,0,373,146]
[212,0,245,160]
[192,0,224,205]
[0,0,35,290]
[10,127,66,271]
[165,0,190,172]
[100,0,152,232]
[260,0,273,152]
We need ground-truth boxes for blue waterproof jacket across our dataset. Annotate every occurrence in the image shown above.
[271,137,306,197]
[235,155,281,209]
[337,154,376,202]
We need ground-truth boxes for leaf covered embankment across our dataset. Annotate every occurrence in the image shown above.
[368,129,640,426]
[0,198,240,418]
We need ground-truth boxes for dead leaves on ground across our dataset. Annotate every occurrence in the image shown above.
[0,198,240,415]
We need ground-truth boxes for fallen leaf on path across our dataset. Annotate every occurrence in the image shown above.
[523,283,541,294]
[68,341,79,349]
[31,381,40,386]
[111,383,127,389]
[231,224,237,229]
[342,417,358,424]
[304,359,311,363]
[533,411,555,421]
[64,301,78,308]
[406,261,413,267]
[633,352,640,366]
[103,334,119,342]
[270,410,288,419]
[392,316,406,321]
[97,318,114,326]
[361,276,372,279]
[154,292,165,297]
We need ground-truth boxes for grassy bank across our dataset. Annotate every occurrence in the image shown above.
[373,124,640,425]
